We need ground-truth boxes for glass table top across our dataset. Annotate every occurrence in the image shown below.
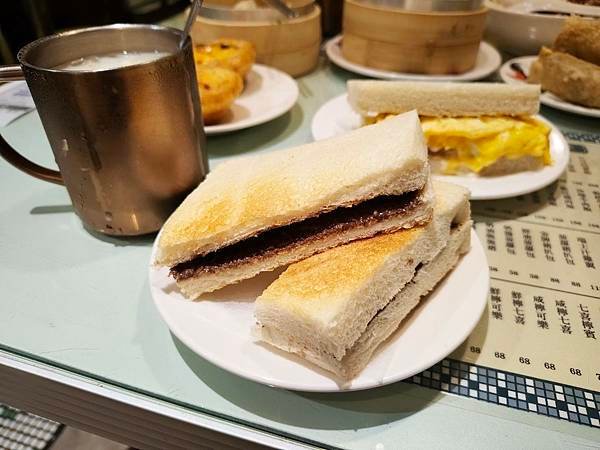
[1,58,599,449]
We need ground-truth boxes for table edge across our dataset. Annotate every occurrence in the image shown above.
[0,350,318,450]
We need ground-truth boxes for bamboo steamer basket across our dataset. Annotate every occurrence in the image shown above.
[192,0,321,77]
[342,0,488,74]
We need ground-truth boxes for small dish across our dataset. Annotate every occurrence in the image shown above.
[205,64,299,135]
[325,35,502,82]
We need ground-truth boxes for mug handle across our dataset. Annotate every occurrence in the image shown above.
[0,65,63,185]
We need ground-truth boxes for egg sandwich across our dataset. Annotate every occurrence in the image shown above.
[156,111,433,298]
[255,180,471,380]
[348,81,551,176]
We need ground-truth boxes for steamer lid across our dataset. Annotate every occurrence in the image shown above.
[352,0,484,11]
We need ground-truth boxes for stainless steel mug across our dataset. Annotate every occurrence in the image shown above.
[0,24,208,235]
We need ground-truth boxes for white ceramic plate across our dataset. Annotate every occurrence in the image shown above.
[311,94,570,201]
[150,230,489,392]
[325,35,502,82]
[204,64,299,135]
[500,56,600,118]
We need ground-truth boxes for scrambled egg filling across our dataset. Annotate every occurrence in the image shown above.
[366,114,551,174]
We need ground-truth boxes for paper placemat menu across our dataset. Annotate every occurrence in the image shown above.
[405,135,599,428]
[451,137,600,392]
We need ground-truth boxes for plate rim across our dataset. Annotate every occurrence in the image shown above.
[204,63,299,135]
[150,229,489,392]
[499,56,600,118]
[311,93,570,201]
[325,35,502,82]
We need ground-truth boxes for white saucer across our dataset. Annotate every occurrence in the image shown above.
[205,64,299,135]
[311,94,570,201]
[500,56,600,118]
[325,35,502,82]
[150,230,488,392]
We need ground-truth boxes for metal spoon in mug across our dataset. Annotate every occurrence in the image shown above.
[263,0,299,19]
[180,0,204,49]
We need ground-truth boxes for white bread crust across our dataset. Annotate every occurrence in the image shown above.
[157,111,428,266]
[257,221,471,379]
[178,191,433,297]
[348,80,541,117]
[255,181,471,371]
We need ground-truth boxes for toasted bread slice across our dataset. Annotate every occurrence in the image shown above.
[157,111,431,297]
[255,180,471,378]
[348,81,540,117]
[172,182,433,298]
